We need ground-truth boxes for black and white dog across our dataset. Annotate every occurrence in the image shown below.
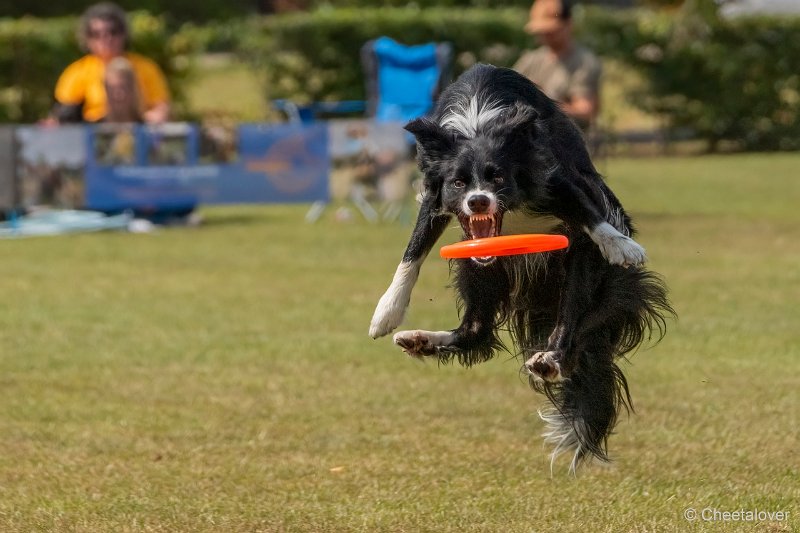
[369,64,673,472]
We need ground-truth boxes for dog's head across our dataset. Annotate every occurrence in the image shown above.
[406,102,542,265]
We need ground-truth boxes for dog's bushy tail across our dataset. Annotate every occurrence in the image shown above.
[535,267,674,474]
[537,354,631,474]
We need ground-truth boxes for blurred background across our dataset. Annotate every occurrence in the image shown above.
[2,0,799,154]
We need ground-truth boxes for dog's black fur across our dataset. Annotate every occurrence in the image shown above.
[369,64,673,472]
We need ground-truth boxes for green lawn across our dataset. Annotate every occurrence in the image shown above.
[1,153,798,532]
[186,56,269,122]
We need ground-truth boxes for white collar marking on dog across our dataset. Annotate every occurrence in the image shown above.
[440,95,505,138]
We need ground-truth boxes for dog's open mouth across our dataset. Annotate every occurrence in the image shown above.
[458,212,504,265]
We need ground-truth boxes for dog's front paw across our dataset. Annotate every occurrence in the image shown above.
[369,292,407,339]
[369,261,422,338]
[591,222,647,267]
[524,351,564,382]
[393,330,456,358]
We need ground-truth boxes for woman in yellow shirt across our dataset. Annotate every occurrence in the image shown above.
[50,2,171,124]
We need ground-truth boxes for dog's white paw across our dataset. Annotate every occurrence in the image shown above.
[393,330,455,358]
[369,291,408,339]
[524,351,564,383]
[369,261,423,339]
[590,222,647,267]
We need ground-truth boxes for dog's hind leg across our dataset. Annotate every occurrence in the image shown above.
[524,235,604,383]
[533,260,672,470]
[394,259,507,366]
[522,236,625,469]
[369,200,451,339]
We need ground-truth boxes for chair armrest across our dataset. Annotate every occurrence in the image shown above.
[272,99,366,123]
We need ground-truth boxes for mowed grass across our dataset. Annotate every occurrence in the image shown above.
[185,57,268,122]
[1,153,798,532]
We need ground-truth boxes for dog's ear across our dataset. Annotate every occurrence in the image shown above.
[404,118,455,158]
[405,118,453,208]
[493,102,539,138]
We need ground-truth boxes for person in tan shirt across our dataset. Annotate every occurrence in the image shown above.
[513,0,601,132]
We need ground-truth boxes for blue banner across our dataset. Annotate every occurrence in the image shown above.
[6,120,409,213]
[84,123,329,212]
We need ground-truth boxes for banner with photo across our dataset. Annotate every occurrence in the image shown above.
[1,120,412,213]
[14,125,86,210]
[328,119,411,202]
[86,122,331,212]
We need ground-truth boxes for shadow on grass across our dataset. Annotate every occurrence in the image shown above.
[198,205,306,228]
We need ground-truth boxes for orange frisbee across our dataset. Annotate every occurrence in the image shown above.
[440,234,569,259]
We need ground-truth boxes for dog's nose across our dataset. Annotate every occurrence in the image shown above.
[467,194,491,214]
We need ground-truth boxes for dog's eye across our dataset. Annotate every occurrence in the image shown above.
[453,180,466,189]
[494,176,504,185]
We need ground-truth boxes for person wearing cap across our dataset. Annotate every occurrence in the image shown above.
[48,2,170,124]
[513,0,601,132]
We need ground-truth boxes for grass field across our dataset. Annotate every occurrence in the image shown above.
[186,57,269,123]
[1,153,798,532]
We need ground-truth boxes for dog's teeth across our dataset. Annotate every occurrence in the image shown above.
[466,213,499,240]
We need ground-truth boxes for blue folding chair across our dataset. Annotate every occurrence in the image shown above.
[356,37,453,222]
[361,36,453,125]
[274,37,452,126]
[276,37,453,222]
[272,99,366,124]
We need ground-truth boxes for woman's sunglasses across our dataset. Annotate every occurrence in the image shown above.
[88,27,123,39]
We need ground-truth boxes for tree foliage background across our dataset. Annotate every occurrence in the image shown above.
[2,0,798,151]
[1,0,684,22]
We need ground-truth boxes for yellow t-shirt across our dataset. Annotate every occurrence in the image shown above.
[54,52,170,122]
